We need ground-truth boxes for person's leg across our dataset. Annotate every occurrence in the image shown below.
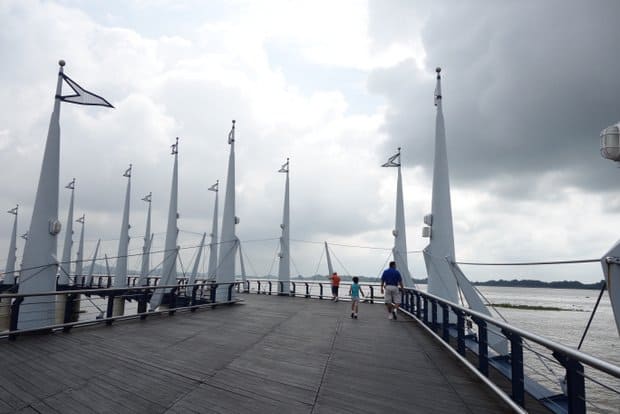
[334,286,339,301]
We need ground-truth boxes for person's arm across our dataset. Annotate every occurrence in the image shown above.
[360,286,365,297]
[348,285,352,296]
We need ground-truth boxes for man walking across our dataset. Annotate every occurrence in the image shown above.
[381,261,403,320]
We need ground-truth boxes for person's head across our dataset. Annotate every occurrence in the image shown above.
[352,276,359,284]
[333,272,337,276]
[389,261,396,269]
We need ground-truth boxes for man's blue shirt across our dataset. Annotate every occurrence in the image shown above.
[381,267,402,286]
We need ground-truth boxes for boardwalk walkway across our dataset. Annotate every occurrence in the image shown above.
[0,294,514,413]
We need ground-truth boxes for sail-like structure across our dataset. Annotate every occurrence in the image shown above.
[59,179,75,285]
[138,193,152,286]
[188,233,206,286]
[85,239,100,287]
[277,158,290,295]
[423,68,459,304]
[324,242,334,276]
[3,205,18,286]
[74,215,85,283]
[382,149,414,287]
[150,139,180,310]
[207,181,219,281]
[18,61,112,329]
[216,121,238,301]
[423,68,507,354]
[114,165,132,288]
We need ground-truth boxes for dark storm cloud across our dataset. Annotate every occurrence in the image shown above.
[368,0,620,196]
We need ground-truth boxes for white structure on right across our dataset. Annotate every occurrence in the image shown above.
[422,67,507,354]
[599,122,620,335]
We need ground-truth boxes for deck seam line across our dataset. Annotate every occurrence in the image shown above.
[310,316,343,413]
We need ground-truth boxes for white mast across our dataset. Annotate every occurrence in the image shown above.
[75,214,85,283]
[59,178,75,285]
[207,181,219,281]
[188,233,206,286]
[17,61,65,329]
[114,164,132,288]
[382,148,414,287]
[138,192,152,286]
[3,205,18,285]
[324,241,334,276]
[216,121,238,301]
[85,239,100,287]
[150,138,180,310]
[423,67,459,304]
[277,158,290,295]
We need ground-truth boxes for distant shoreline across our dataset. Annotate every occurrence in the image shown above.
[290,275,605,290]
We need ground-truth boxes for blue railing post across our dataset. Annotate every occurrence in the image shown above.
[245,280,250,293]
[456,310,466,356]
[416,293,421,319]
[369,286,374,303]
[474,317,489,377]
[305,282,310,298]
[139,289,149,319]
[106,293,115,325]
[441,303,450,342]
[210,283,217,302]
[9,296,23,341]
[228,284,234,301]
[431,299,438,329]
[291,282,296,296]
[190,285,199,312]
[257,280,262,294]
[169,287,177,315]
[63,293,76,332]
[553,352,586,414]
[503,329,525,407]
[422,296,429,324]
[319,283,324,299]
[268,281,272,295]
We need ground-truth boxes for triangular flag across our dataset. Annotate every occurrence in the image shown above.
[228,120,236,144]
[142,193,152,202]
[59,73,114,108]
[123,164,132,177]
[208,181,219,192]
[7,205,18,215]
[381,151,400,167]
[278,159,289,173]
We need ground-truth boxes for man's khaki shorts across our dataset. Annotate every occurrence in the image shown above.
[384,285,401,305]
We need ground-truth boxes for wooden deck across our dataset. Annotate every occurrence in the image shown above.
[0,294,515,413]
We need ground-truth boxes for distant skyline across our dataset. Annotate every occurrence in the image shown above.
[1,0,620,283]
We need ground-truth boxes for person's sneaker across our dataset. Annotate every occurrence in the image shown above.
[351,312,355,318]
[388,313,393,320]
[354,314,358,319]
[392,309,397,320]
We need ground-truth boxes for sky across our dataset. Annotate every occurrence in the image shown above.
[1,0,620,283]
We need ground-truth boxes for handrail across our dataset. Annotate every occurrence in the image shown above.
[406,287,620,379]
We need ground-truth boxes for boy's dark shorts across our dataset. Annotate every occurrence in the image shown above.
[331,286,339,296]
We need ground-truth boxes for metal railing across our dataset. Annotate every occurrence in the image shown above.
[0,280,240,340]
[239,279,384,302]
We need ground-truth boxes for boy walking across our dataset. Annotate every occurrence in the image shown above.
[349,277,365,318]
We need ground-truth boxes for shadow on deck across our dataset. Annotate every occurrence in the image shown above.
[0,294,517,413]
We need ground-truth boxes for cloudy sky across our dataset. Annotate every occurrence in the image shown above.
[1,0,620,283]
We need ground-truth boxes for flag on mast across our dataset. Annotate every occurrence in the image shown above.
[58,73,114,108]
[278,158,289,173]
[228,120,236,144]
[381,149,401,167]
[208,181,219,192]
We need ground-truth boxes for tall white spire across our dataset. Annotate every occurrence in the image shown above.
[188,233,206,286]
[216,121,238,301]
[114,164,132,288]
[17,61,65,329]
[423,67,459,304]
[59,178,75,285]
[207,181,219,281]
[17,61,112,329]
[3,205,19,285]
[138,192,152,286]
[382,148,414,287]
[150,138,180,310]
[74,214,85,283]
[277,158,290,295]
